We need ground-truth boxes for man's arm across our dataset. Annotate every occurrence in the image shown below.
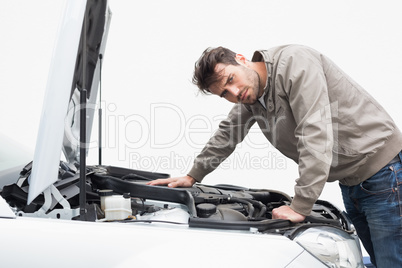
[187,103,256,182]
[275,46,334,217]
[148,103,255,186]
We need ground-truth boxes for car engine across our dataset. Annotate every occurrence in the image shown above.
[1,162,352,235]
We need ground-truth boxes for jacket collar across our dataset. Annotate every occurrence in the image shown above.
[251,50,274,112]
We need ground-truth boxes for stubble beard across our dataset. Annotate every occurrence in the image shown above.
[242,66,261,105]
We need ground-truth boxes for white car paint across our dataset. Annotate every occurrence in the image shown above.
[0,208,324,268]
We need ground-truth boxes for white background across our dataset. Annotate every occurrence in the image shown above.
[1,0,401,214]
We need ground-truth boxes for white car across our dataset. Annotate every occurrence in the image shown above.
[0,1,364,267]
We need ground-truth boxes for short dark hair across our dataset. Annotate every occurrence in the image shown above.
[192,47,239,94]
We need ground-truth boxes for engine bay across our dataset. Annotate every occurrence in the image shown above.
[1,162,352,235]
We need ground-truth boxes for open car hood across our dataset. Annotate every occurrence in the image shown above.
[28,0,111,204]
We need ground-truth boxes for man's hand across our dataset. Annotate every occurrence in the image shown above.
[272,205,306,223]
[146,175,196,188]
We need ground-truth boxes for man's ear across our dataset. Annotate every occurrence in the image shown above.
[235,54,248,66]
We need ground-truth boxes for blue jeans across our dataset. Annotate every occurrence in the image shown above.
[340,152,402,268]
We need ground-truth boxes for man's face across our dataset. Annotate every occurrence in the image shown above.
[209,61,262,104]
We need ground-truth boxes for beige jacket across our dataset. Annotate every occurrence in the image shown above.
[188,44,402,216]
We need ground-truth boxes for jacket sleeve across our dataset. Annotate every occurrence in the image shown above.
[188,103,256,182]
[276,46,334,216]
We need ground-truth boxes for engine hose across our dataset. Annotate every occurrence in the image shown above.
[250,199,267,218]
[230,198,267,218]
[229,198,254,218]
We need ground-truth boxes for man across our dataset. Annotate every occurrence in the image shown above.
[148,45,402,267]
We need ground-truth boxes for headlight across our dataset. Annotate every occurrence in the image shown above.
[293,226,364,268]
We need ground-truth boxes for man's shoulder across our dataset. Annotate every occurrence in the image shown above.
[268,45,325,72]
[274,44,320,59]
[253,44,316,63]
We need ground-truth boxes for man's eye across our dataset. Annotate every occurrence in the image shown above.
[228,76,233,83]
